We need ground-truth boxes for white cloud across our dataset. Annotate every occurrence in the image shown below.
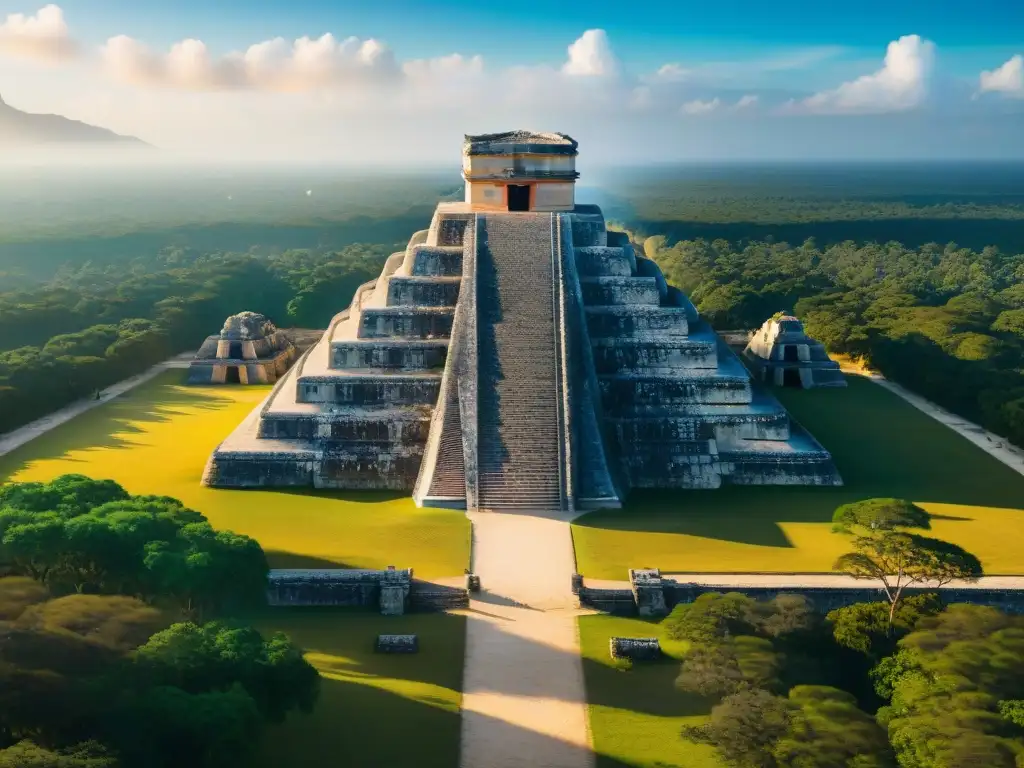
[562,29,617,77]
[101,32,402,91]
[653,63,690,82]
[0,4,76,61]
[797,35,935,114]
[979,54,1024,98]
[681,97,721,115]
[733,94,758,110]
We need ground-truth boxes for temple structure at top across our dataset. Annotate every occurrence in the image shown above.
[462,131,579,212]
[202,131,841,510]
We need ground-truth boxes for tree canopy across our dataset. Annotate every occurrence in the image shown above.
[0,475,269,618]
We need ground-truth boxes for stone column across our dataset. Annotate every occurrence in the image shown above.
[379,566,412,615]
[629,568,668,617]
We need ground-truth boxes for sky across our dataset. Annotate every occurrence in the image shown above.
[1,0,1023,164]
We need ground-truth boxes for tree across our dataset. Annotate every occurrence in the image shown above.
[134,621,319,722]
[17,594,165,652]
[0,576,49,620]
[831,498,931,533]
[0,477,266,616]
[831,498,982,628]
[0,740,117,768]
[827,593,942,658]
[874,605,1024,768]
[684,687,790,768]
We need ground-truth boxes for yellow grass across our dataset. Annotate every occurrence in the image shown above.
[0,370,470,578]
[573,376,1024,579]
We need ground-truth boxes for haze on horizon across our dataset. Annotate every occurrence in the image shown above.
[0,0,1022,165]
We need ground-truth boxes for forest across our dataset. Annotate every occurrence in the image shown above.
[643,235,1024,448]
[0,244,389,433]
[0,474,321,767]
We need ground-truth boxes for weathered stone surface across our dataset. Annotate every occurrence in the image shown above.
[629,568,669,616]
[188,311,297,385]
[744,315,847,389]
[376,634,419,653]
[203,132,840,496]
[609,637,661,660]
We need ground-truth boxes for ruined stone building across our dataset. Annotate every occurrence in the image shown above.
[744,315,847,389]
[187,312,297,385]
[202,131,841,508]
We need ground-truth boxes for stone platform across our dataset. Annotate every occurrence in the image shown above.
[203,201,840,499]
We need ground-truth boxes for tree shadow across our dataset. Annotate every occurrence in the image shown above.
[262,552,360,570]
[242,607,635,768]
[0,373,239,480]
[575,375,1024,548]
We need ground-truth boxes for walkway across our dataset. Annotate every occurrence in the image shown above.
[0,353,193,458]
[458,511,594,768]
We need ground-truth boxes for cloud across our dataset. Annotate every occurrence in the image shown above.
[681,97,721,115]
[733,94,758,110]
[797,35,935,114]
[653,63,690,82]
[979,54,1024,98]
[0,4,76,61]
[562,29,617,77]
[101,32,402,91]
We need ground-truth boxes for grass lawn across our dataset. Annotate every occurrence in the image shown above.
[573,375,1024,579]
[0,370,470,577]
[579,614,722,768]
[249,609,465,768]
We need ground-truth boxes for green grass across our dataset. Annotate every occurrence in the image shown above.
[0,370,470,577]
[573,375,1024,579]
[248,609,465,768]
[579,615,723,768]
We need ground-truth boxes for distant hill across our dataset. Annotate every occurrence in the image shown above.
[0,94,148,147]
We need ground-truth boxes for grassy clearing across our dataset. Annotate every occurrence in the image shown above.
[579,614,722,768]
[0,370,470,577]
[249,609,465,768]
[573,375,1024,579]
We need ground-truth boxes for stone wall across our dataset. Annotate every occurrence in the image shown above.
[265,569,469,612]
[578,580,1024,615]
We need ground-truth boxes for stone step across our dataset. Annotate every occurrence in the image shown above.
[585,306,690,337]
[581,277,660,306]
[574,246,635,277]
[591,338,718,374]
[296,373,441,406]
[408,245,464,277]
[330,340,448,371]
[475,213,565,512]
[386,276,461,307]
[598,372,753,413]
[358,307,455,339]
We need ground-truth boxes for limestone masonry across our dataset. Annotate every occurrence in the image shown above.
[188,312,297,385]
[202,131,841,507]
[744,315,847,389]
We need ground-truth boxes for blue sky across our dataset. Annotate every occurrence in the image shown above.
[0,0,1022,161]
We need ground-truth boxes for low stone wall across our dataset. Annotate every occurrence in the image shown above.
[266,569,469,613]
[579,579,1024,615]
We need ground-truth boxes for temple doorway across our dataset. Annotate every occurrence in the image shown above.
[782,368,802,387]
[225,366,241,384]
[229,342,243,359]
[783,345,800,362]
[507,185,530,211]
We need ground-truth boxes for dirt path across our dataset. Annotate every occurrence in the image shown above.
[0,354,193,458]
[458,512,594,768]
